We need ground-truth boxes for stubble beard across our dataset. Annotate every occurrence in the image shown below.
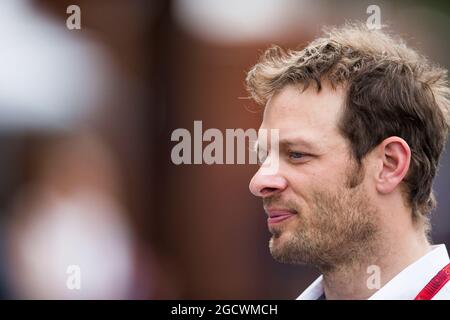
[268,173,381,273]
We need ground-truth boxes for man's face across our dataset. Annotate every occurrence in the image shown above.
[249,84,380,271]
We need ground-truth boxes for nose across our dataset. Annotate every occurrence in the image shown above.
[249,167,288,198]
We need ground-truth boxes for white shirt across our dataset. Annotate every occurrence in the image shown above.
[297,244,450,300]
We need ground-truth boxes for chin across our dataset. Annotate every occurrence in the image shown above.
[269,231,291,255]
[268,230,309,265]
[269,237,297,264]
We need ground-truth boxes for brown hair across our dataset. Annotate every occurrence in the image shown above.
[246,23,450,222]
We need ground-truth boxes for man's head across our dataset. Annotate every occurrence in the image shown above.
[246,23,450,270]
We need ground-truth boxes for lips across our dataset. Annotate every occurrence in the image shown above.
[265,209,297,224]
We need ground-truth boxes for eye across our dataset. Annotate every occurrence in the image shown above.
[288,151,305,159]
[287,151,310,163]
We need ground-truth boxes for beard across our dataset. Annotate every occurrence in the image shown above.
[266,164,380,272]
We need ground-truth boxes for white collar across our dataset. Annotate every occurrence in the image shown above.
[296,244,450,300]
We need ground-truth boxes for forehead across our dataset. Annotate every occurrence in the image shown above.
[260,84,346,150]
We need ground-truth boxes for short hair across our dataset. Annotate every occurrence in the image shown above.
[246,23,450,223]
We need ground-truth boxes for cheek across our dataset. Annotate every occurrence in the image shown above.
[317,156,356,188]
[281,153,352,198]
[285,171,319,210]
[286,165,336,193]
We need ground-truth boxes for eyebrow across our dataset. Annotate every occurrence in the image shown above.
[278,137,316,149]
[254,136,317,154]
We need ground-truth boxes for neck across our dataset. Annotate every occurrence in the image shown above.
[321,223,431,300]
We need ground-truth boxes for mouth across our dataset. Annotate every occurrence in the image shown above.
[265,208,297,225]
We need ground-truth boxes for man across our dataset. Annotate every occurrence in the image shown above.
[246,23,450,300]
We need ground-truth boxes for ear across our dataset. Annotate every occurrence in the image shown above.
[375,136,411,195]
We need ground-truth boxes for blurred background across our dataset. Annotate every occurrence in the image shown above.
[0,0,448,299]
